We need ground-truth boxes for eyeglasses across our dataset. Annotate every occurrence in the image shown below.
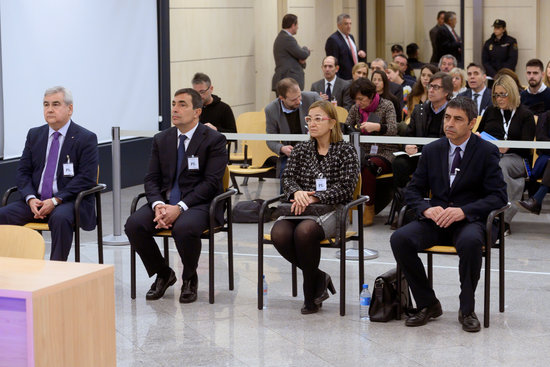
[493,93,509,98]
[197,86,211,95]
[427,84,442,91]
[305,116,331,124]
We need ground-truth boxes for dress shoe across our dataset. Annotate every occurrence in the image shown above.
[301,302,320,315]
[314,272,336,305]
[517,197,542,215]
[458,310,481,332]
[405,300,442,327]
[363,205,375,227]
[179,276,198,303]
[146,269,176,300]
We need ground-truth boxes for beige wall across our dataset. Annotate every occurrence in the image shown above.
[169,0,549,119]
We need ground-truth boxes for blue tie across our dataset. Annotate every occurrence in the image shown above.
[169,135,187,205]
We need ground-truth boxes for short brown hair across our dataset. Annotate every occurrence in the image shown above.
[282,14,297,29]
[276,78,299,98]
[308,100,343,143]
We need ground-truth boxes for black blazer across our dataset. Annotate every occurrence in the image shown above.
[405,134,507,223]
[434,25,462,63]
[325,31,359,80]
[144,123,228,221]
[458,88,493,115]
[16,121,98,230]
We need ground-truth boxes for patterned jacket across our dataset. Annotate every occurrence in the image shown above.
[345,97,398,163]
[282,140,359,204]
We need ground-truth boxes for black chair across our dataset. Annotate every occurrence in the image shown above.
[2,179,106,263]
[257,179,369,316]
[395,202,511,328]
[130,167,237,304]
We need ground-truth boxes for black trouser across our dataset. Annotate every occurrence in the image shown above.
[390,219,484,314]
[125,204,209,281]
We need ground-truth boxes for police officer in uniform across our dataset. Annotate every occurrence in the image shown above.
[482,19,518,79]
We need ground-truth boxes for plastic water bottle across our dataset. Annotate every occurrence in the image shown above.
[359,284,371,320]
[263,275,268,309]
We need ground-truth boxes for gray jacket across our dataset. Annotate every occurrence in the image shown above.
[310,77,353,110]
[265,91,321,155]
[271,30,310,91]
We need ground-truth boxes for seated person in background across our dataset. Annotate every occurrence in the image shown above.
[391,97,507,333]
[265,78,321,174]
[352,62,369,81]
[458,63,493,116]
[477,75,536,235]
[520,59,550,115]
[0,86,98,261]
[392,73,453,216]
[450,67,467,98]
[371,69,402,122]
[495,68,524,93]
[192,72,236,133]
[387,62,414,113]
[518,157,550,215]
[125,88,227,303]
[439,54,458,73]
[406,64,438,117]
[345,77,398,226]
[406,43,424,70]
[310,56,353,110]
[371,58,403,111]
[270,100,359,315]
[393,53,417,83]
[522,110,550,199]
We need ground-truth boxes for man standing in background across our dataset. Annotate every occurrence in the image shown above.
[325,13,366,80]
[272,14,311,92]
[430,10,446,64]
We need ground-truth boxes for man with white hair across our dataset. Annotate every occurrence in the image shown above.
[325,13,366,80]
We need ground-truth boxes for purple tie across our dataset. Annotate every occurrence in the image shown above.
[450,146,462,175]
[41,131,61,199]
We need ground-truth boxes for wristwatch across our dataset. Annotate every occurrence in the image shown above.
[178,203,185,214]
[51,197,59,206]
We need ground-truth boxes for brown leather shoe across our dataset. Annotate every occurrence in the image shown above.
[405,300,442,327]
[517,197,542,215]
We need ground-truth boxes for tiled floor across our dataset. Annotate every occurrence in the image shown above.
[63,178,550,366]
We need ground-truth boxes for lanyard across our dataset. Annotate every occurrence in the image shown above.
[500,108,516,140]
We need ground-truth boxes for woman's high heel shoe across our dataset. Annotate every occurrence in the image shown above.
[314,272,336,305]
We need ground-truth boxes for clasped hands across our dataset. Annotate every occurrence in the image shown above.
[360,121,380,133]
[290,190,320,215]
[28,198,56,219]
[423,206,465,228]
[153,203,181,229]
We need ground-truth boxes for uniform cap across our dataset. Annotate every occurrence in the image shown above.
[492,19,506,28]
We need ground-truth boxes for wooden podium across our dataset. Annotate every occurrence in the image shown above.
[0,257,115,367]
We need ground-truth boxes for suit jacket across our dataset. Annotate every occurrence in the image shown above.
[434,25,462,64]
[310,77,353,110]
[429,25,442,63]
[265,91,322,155]
[16,121,98,230]
[458,88,493,115]
[272,30,310,91]
[405,134,507,223]
[144,123,228,222]
[389,82,404,111]
[325,31,359,80]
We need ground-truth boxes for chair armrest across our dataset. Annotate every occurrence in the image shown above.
[2,186,18,206]
[209,188,237,219]
[397,204,410,228]
[342,195,370,214]
[258,194,285,226]
[485,202,511,245]
[130,193,148,214]
[75,184,107,212]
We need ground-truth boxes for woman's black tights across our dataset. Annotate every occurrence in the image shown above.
[271,219,325,305]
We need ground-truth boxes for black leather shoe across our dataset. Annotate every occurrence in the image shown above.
[179,277,198,303]
[146,269,176,300]
[458,310,481,332]
[301,302,320,315]
[517,197,542,215]
[314,272,336,306]
[405,300,442,327]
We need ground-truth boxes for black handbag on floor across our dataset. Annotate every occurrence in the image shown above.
[369,267,413,322]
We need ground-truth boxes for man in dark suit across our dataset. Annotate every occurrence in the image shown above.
[430,10,446,63]
[124,88,227,303]
[310,56,353,110]
[435,11,462,67]
[0,86,98,261]
[325,13,366,80]
[390,97,507,332]
[458,63,492,116]
[272,14,310,92]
